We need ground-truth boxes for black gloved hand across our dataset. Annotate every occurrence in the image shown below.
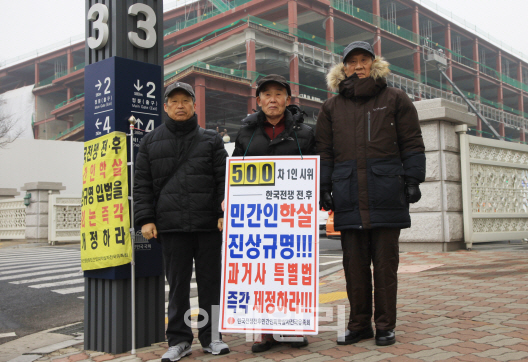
[405,179,422,204]
[320,190,335,211]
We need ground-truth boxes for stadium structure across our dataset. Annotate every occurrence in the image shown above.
[1,0,527,144]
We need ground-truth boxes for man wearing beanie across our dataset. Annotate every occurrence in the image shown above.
[232,74,315,352]
[134,82,229,361]
[316,41,425,346]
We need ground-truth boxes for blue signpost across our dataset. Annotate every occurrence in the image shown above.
[83,0,165,354]
[84,57,163,280]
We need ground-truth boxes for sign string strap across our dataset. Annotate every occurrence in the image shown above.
[243,128,257,159]
[293,130,303,160]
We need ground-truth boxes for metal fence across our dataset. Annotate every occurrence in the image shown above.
[0,198,26,240]
[48,194,81,245]
[458,129,528,249]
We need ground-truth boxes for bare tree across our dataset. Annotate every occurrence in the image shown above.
[0,99,24,148]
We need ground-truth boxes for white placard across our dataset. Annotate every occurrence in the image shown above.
[220,156,320,334]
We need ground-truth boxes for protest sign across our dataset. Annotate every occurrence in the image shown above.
[80,131,132,270]
[220,156,320,334]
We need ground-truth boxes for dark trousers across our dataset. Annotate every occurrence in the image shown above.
[341,228,400,331]
[161,231,222,347]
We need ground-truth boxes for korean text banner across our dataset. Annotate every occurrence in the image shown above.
[80,132,132,270]
[220,156,320,334]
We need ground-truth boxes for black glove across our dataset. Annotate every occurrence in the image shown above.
[405,178,422,203]
[320,190,334,211]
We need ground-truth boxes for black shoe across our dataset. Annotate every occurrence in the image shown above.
[290,336,308,348]
[251,334,279,353]
[336,326,374,345]
[375,329,396,346]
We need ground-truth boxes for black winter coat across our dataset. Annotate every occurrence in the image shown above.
[317,59,425,230]
[134,114,227,233]
[232,106,315,157]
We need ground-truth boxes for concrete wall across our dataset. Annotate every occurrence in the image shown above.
[399,98,478,252]
[0,138,84,195]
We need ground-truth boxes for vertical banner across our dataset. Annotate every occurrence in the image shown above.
[81,131,132,270]
[220,156,320,334]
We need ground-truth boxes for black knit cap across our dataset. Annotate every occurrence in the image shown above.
[256,74,291,96]
[343,41,375,63]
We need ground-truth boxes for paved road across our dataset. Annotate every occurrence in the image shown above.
[0,245,83,344]
[0,236,344,345]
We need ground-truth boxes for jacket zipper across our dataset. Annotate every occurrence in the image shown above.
[367,111,371,142]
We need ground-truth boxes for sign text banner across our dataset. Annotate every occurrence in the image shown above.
[220,156,320,334]
[81,131,132,270]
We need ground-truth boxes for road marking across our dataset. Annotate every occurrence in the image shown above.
[0,267,81,281]
[0,263,79,276]
[0,255,79,264]
[320,260,342,266]
[0,332,16,338]
[0,250,78,258]
[30,278,85,289]
[10,273,82,284]
[0,259,80,271]
[52,286,85,294]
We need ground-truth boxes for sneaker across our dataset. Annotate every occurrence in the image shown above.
[251,334,279,353]
[290,336,309,348]
[336,326,374,345]
[203,339,230,355]
[161,342,192,362]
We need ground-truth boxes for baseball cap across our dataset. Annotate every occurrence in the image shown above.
[256,74,291,97]
[164,82,195,102]
[342,41,375,63]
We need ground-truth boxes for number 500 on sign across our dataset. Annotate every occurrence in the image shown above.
[229,162,275,186]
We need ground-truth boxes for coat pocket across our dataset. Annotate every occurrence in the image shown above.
[331,167,358,212]
[371,164,405,209]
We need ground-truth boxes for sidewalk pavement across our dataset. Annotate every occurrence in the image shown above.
[5,249,528,362]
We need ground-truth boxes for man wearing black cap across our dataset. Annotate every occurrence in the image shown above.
[232,74,315,352]
[134,82,230,361]
[316,41,425,346]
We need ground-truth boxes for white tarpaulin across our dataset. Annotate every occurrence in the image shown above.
[220,156,320,335]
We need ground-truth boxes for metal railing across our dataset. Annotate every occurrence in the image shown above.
[458,131,528,250]
[0,198,26,240]
[51,121,85,140]
[48,194,81,245]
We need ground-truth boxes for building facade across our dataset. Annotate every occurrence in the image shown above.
[1,0,527,143]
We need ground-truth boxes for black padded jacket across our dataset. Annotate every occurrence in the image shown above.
[232,105,315,157]
[134,114,227,233]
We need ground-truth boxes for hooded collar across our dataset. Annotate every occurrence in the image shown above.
[164,112,198,136]
[326,56,391,99]
[338,73,387,99]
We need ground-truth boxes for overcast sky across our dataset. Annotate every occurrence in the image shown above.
[1,0,527,64]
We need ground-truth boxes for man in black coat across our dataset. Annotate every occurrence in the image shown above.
[233,75,315,158]
[317,41,425,347]
[134,82,229,362]
[232,74,315,352]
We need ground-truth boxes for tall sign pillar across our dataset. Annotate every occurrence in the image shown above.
[83,0,165,354]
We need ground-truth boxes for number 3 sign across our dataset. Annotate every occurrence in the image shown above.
[87,3,157,50]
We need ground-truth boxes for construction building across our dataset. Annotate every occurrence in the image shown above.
[1,0,527,143]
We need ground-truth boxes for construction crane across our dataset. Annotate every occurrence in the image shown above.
[423,45,504,141]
